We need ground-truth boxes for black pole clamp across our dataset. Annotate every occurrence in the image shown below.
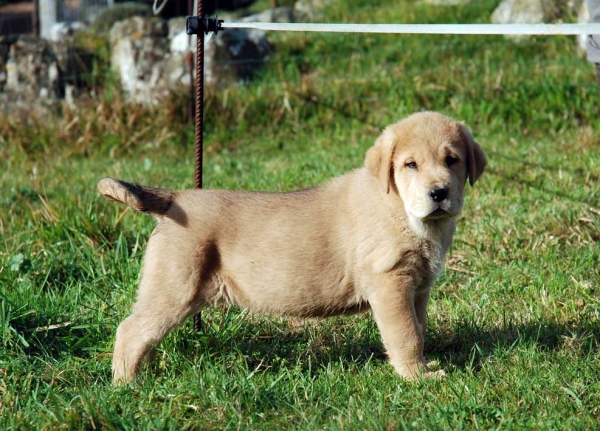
[186,15,224,35]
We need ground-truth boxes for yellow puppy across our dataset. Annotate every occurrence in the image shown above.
[99,111,486,385]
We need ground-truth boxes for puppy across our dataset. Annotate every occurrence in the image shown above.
[99,111,486,385]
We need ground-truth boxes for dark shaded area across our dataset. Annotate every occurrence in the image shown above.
[428,318,600,373]
[166,314,600,377]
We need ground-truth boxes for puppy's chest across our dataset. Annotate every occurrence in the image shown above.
[424,240,448,278]
[370,234,447,284]
[407,222,455,280]
[400,239,446,279]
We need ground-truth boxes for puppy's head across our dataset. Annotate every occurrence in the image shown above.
[365,112,486,222]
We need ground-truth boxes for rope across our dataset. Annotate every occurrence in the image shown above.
[221,22,600,36]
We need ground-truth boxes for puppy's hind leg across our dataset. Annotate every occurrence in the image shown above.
[112,287,203,385]
[112,240,210,385]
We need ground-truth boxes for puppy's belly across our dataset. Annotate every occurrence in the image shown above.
[206,270,369,318]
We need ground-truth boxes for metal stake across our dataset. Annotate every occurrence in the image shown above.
[186,5,223,333]
[192,0,204,333]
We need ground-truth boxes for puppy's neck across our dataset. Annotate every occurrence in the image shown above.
[408,214,456,259]
[408,214,455,241]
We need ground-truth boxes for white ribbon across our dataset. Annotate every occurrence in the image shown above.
[221,22,600,36]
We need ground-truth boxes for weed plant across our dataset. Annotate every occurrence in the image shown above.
[1,0,599,428]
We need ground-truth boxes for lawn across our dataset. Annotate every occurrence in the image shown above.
[1,0,599,429]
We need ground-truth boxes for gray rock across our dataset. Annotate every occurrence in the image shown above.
[110,16,174,104]
[491,0,584,41]
[4,36,60,98]
[491,0,544,25]
[492,0,583,24]
[1,35,62,113]
[0,34,94,114]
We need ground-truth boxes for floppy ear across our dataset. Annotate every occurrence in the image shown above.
[365,129,395,194]
[461,125,487,187]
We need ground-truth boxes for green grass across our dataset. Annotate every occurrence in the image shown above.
[1,0,599,428]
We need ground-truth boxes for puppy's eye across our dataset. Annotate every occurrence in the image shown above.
[405,161,418,170]
[445,155,459,167]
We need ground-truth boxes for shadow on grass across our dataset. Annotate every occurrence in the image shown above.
[173,318,387,375]
[8,307,598,379]
[173,315,599,376]
[428,318,600,372]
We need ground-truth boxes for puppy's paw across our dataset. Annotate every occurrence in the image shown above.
[112,364,135,387]
[393,360,446,381]
[423,369,447,380]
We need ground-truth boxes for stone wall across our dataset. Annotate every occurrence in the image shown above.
[0,34,94,114]
[0,0,592,113]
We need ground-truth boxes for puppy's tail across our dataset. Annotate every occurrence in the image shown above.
[98,178,176,217]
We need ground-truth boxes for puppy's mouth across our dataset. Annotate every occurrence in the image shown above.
[424,208,453,220]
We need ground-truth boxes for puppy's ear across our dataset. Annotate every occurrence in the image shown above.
[365,129,395,194]
[461,125,487,186]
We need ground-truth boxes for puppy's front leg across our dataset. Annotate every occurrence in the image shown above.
[414,288,444,376]
[369,277,441,380]
[414,288,430,342]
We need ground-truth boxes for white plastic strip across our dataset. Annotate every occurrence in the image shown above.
[221,22,600,36]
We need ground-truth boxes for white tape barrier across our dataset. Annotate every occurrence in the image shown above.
[221,22,600,36]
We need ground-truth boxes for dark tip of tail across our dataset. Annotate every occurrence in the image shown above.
[98,178,175,216]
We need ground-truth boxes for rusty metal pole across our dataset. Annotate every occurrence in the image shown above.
[193,0,204,332]
[187,4,222,333]
[194,0,204,191]
[186,0,195,122]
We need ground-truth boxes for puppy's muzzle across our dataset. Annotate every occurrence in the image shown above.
[424,186,455,220]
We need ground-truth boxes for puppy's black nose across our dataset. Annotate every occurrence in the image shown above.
[429,187,449,203]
